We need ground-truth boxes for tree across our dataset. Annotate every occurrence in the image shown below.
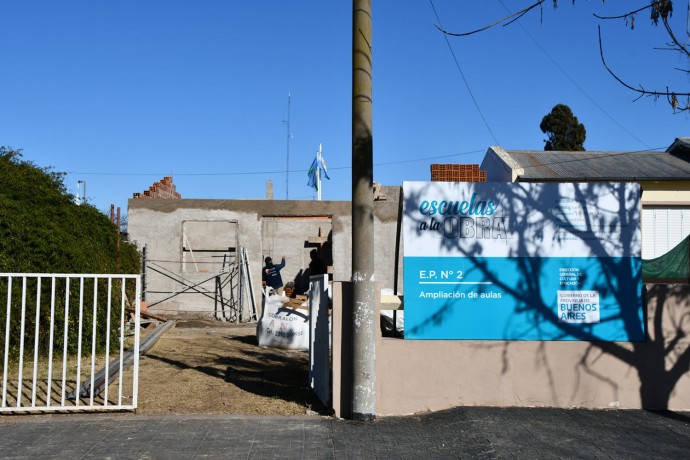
[540,103,587,151]
[0,147,141,356]
[436,1,690,112]
[0,147,140,274]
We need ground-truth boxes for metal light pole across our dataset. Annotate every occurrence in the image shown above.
[351,0,376,421]
[77,180,86,205]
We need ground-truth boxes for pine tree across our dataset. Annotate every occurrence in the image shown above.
[540,104,587,151]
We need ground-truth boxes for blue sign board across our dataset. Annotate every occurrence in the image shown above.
[402,182,643,341]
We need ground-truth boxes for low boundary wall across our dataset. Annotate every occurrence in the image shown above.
[332,283,690,416]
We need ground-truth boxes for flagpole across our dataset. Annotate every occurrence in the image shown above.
[317,144,322,201]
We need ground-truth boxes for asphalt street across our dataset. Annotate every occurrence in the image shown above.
[1,406,689,459]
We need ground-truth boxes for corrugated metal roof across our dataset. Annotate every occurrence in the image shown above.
[495,148,690,181]
[667,137,690,154]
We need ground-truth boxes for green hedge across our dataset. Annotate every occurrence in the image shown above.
[0,147,140,360]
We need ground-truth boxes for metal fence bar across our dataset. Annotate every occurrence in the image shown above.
[131,276,141,408]
[75,277,84,406]
[60,276,70,406]
[2,276,11,407]
[16,277,27,408]
[1,273,141,414]
[31,277,41,406]
[103,278,112,406]
[117,278,126,406]
[89,279,98,405]
[46,277,56,407]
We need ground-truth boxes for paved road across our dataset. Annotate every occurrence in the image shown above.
[1,407,689,459]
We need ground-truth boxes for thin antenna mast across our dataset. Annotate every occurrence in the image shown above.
[283,93,292,200]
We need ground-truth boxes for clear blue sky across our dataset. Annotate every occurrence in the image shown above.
[2,1,688,213]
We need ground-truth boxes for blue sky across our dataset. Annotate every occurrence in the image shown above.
[2,1,688,213]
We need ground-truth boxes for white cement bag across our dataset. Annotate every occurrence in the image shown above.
[257,292,309,350]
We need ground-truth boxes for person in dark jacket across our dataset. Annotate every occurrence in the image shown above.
[308,249,327,276]
[262,256,286,295]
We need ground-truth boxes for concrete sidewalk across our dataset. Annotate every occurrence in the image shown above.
[1,407,689,459]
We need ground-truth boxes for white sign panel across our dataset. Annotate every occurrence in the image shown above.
[403,181,643,341]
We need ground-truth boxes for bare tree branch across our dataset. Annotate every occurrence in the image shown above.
[598,25,690,112]
[593,3,654,21]
[435,0,545,37]
[437,1,690,113]
[662,15,690,57]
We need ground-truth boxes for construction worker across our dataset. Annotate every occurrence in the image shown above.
[309,249,327,276]
[262,256,286,295]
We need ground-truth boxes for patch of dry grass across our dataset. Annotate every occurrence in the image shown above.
[134,321,326,416]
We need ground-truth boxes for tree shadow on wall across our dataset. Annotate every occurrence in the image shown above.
[403,182,690,410]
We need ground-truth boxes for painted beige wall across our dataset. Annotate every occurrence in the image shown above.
[333,283,690,416]
[641,181,690,205]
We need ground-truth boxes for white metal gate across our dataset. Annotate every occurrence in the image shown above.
[0,273,141,413]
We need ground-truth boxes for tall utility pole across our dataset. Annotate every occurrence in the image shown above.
[351,0,376,421]
[284,93,292,200]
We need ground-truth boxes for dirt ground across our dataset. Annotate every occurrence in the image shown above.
[135,320,327,416]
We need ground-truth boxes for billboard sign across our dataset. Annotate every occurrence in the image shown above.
[402,181,643,341]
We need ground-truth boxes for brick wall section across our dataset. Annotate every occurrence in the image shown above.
[132,176,182,199]
[430,164,486,182]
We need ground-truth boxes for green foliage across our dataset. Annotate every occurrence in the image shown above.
[0,147,140,360]
[0,147,140,274]
[540,103,587,151]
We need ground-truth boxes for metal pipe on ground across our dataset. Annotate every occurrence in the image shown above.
[68,320,176,399]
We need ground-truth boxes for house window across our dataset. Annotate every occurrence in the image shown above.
[642,207,690,259]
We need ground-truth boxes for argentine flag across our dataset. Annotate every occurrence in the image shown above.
[307,144,330,193]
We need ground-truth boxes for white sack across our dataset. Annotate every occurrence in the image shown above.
[256,292,309,350]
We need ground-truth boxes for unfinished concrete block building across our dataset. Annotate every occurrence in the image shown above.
[127,186,402,319]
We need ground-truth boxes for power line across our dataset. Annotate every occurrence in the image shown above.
[429,0,501,145]
[66,149,487,177]
[496,0,652,148]
[66,146,670,178]
[375,149,484,166]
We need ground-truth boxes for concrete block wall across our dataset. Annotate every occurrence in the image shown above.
[127,194,402,318]
[129,203,257,316]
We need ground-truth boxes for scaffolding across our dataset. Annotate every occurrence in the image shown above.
[142,245,257,322]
